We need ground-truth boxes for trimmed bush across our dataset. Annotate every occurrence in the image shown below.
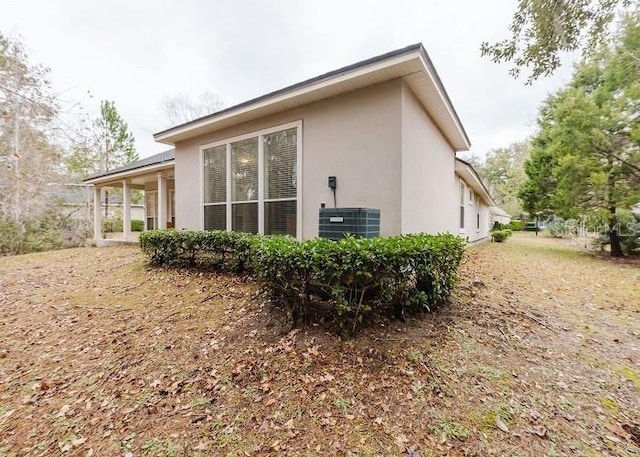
[131,219,144,232]
[139,230,466,336]
[251,233,466,335]
[138,229,256,271]
[509,220,522,231]
[492,229,512,242]
[524,221,540,232]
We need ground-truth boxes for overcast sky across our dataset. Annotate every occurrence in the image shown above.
[1,0,577,160]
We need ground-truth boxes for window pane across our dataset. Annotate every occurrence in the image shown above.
[204,205,226,231]
[146,192,157,217]
[264,128,297,200]
[265,200,296,236]
[232,202,258,233]
[231,137,258,202]
[204,145,226,204]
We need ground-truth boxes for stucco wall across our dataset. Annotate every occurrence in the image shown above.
[400,83,458,234]
[174,79,403,238]
[458,176,491,243]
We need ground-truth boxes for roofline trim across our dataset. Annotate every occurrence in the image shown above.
[455,157,495,206]
[415,50,470,148]
[83,161,175,185]
[153,43,469,148]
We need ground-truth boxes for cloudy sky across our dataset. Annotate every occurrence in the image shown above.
[1,0,576,160]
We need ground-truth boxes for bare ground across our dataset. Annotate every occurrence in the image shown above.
[0,232,638,456]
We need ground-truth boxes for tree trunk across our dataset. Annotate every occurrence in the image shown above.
[608,211,624,257]
[606,155,623,257]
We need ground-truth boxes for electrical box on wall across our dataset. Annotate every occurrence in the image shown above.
[328,176,337,189]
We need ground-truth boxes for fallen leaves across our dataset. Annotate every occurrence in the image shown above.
[495,416,510,433]
[0,238,639,456]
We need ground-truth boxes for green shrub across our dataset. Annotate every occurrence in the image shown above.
[131,219,144,232]
[492,221,517,232]
[509,220,522,231]
[492,229,512,242]
[1,211,89,256]
[102,217,145,233]
[253,233,466,335]
[102,216,123,234]
[138,229,256,271]
[546,218,579,238]
[593,212,640,255]
[139,230,467,336]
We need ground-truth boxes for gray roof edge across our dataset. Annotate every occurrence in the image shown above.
[416,45,471,148]
[83,149,175,182]
[455,157,495,205]
[154,43,469,147]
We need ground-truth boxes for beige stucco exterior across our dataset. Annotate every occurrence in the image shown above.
[400,82,458,234]
[173,78,492,241]
[175,79,403,239]
[458,175,491,243]
[84,44,495,243]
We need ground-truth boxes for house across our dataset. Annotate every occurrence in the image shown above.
[84,43,494,243]
[489,206,512,226]
[83,150,175,240]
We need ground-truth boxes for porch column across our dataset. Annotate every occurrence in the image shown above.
[93,185,102,240]
[157,173,167,230]
[122,180,131,240]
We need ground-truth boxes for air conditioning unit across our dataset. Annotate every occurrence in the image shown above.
[318,207,380,240]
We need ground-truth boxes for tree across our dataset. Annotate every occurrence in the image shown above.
[161,91,223,127]
[481,0,632,82]
[95,100,137,172]
[474,141,531,216]
[65,100,137,178]
[519,11,640,256]
[0,33,62,243]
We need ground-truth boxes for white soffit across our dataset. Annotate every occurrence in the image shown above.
[155,47,470,151]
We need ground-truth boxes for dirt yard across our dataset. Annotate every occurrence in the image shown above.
[0,232,638,456]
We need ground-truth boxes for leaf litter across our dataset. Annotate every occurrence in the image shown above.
[0,233,638,456]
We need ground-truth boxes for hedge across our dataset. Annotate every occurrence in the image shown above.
[509,220,522,231]
[139,230,466,336]
[252,233,466,335]
[139,230,254,272]
[102,217,146,233]
[491,229,512,242]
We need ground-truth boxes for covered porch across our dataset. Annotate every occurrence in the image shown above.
[82,150,176,242]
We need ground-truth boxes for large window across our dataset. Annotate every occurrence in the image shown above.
[146,191,157,230]
[203,145,227,231]
[202,122,299,237]
[263,128,297,236]
[231,137,259,233]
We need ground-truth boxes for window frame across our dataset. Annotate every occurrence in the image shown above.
[169,189,176,227]
[459,179,465,233]
[145,190,157,230]
[199,120,303,239]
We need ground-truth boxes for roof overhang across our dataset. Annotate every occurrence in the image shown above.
[489,206,511,217]
[455,158,495,206]
[83,161,174,186]
[154,44,471,151]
